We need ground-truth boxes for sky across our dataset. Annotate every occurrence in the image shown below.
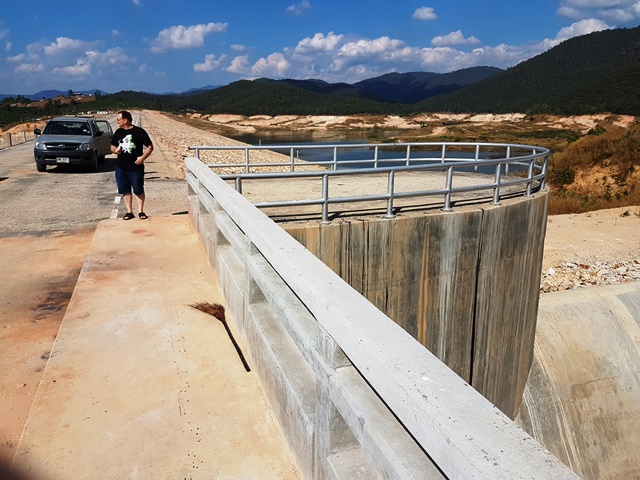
[0,0,639,95]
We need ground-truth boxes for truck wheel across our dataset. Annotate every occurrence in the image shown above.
[36,163,46,172]
[90,152,98,172]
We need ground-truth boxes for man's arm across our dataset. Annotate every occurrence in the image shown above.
[135,144,154,165]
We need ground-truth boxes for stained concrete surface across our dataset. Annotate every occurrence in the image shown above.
[517,282,640,480]
[9,216,298,479]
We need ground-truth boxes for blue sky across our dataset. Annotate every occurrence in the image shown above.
[0,0,638,95]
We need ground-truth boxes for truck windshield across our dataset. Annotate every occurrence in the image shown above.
[43,121,91,136]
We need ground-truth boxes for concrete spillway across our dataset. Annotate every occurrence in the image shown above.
[516,282,640,480]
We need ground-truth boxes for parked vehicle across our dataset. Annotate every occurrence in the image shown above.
[33,116,113,172]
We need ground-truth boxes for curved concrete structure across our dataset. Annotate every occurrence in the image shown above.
[516,282,640,480]
[284,192,549,418]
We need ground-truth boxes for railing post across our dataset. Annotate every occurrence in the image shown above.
[541,154,549,190]
[235,177,243,194]
[245,148,250,173]
[493,163,503,205]
[443,166,454,212]
[386,170,395,218]
[321,174,330,224]
[526,160,535,196]
[6,133,12,146]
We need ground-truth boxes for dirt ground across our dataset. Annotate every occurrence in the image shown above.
[1,110,639,467]
[0,229,94,465]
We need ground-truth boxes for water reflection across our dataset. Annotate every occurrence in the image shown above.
[224,130,530,174]
[224,129,402,146]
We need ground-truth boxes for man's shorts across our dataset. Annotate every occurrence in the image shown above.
[115,166,145,195]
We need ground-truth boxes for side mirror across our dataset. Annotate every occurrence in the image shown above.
[34,128,41,135]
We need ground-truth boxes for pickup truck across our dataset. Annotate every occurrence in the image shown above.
[34,116,113,172]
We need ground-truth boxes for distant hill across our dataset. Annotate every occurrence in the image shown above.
[354,67,503,104]
[3,26,640,118]
[418,26,640,115]
[268,78,391,102]
[262,67,502,104]
[153,79,409,116]
[0,89,109,101]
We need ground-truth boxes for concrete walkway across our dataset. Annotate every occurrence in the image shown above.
[12,216,298,480]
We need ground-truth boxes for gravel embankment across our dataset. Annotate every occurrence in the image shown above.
[140,110,640,295]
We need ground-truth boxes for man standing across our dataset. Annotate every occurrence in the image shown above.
[110,110,154,220]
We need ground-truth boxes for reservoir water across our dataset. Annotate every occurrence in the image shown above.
[225,130,530,174]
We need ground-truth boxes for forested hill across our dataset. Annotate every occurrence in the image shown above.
[353,67,502,104]
[3,26,640,126]
[418,26,640,115]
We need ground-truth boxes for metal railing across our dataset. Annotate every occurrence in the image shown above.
[189,142,550,223]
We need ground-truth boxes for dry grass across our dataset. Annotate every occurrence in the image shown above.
[547,121,640,214]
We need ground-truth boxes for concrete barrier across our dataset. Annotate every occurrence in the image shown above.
[185,156,577,479]
[284,193,548,419]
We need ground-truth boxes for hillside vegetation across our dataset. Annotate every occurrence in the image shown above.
[545,120,640,214]
[419,26,640,115]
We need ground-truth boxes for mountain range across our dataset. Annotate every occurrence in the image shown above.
[2,25,640,116]
[0,67,500,105]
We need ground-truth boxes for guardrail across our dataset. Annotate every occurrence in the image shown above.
[0,131,37,150]
[185,156,576,479]
[189,142,549,223]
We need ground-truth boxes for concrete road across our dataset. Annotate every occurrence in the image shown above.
[0,141,188,236]
[0,140,188,464]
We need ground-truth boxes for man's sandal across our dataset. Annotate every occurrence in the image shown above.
[123,212,135,220]
[138,212,148,220]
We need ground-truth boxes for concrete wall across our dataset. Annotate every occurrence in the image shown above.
[517,282,640,480]
[185,157,577,480]
[284,192,548,418]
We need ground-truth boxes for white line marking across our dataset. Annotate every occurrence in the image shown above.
[114,195,121,204]
[110,208,119,219]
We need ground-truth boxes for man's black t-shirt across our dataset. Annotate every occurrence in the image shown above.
[111,125,153,171]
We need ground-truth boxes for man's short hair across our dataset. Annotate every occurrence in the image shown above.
[118,110,133,122]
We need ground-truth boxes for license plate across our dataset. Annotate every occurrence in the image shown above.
[56,157,70,163]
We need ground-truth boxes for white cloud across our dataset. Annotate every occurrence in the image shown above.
[7,53,25,62]
[338,36,406,58]
[194,53,228,72]
[413,7,437,20]
[558,0,640,23]
[149,22,228,53]
[294,32,344,54]
[227,55,250,74]
[432,30,481,47]
[251,52,290,77]
[15,63,45,74]
[554,18,611,42]
[231,44,246,52]
[53,61,91,77]
[43,37,94,56]
[286,0,312,15]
